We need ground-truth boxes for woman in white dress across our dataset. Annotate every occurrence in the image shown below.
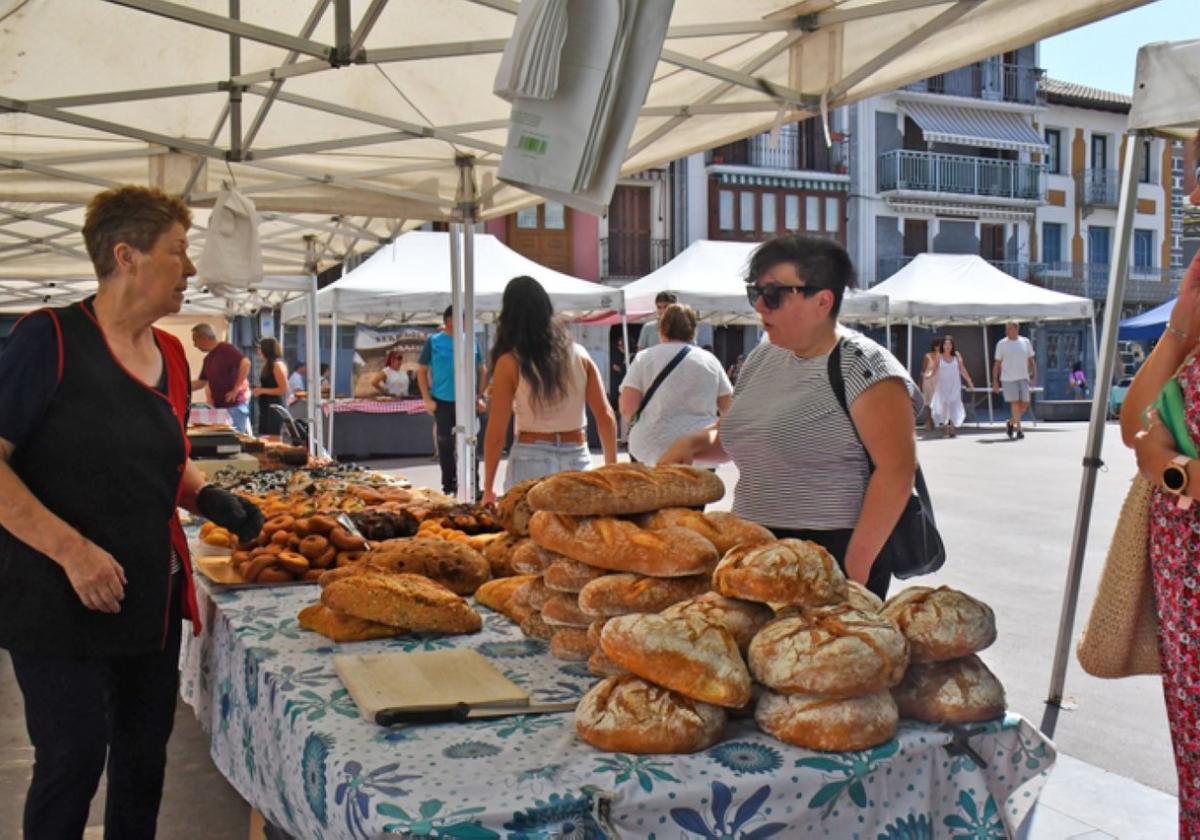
[930,335,974,436]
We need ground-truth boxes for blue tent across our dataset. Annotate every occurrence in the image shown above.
[1118,297,1176,343]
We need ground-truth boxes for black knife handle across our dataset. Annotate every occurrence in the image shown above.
[375,702,471,727]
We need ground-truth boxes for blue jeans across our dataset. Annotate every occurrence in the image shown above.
[504,440,592,490]
[225,401,252,436]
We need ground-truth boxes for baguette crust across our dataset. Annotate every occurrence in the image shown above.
[519,609,555,641]
[297,603,404,642]
[587,648,626,678]
[541,593,592,627]
[481,532,524,578]
[528,464,724,516]
[577,573,711,618]
[322,538,490,595]
[543,557,609,593]
[660,592,774,653]
[891,655,1006,723]
[529,512,718,577]
[881,586,996,663]
[320,572,481,634]
[713,539,847,607]
[748,605,909,698]
[474,574,539,620]
[549,627,593,661]
[575,675,726,754]
[496,478,540,536]
[642,509,775,554]
[600,613,751,708]
[510,540,561,576]
[756,689,898,752]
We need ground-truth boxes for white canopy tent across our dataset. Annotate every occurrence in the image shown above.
[1048,39,1200,717]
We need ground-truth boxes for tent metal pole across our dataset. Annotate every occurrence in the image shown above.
[303,235,324,460]
[905,322,913,374]
[1046,131,1145,710]
[327,311,338,458]
[981,321,993,424]
[452,153,480,502]
[449,221,467,501]
[463,211,478,503]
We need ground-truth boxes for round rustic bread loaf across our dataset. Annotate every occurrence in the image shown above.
[575,674,726,754]
[891,654,1006,723]
[756,688,898,752]
[747,604,909,698]
[881,586,996,662]
[660,592,774,653]
[541,592,592,627]
[642,509,775,554]
[846,580,885,614]
[549,627,593,661]
[577,572,710,618]
[600,612,751,708]
[544,557,608,593]
[496,478,539,536]
[713,539,848,607]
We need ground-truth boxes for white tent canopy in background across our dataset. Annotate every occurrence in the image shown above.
[869,254,1095,324]
[1126,38,1200,139]
[280,230,619,324]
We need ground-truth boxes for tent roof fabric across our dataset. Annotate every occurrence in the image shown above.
[869,254,1094,324]
[899,100,1048,152]
[280,230,618,324]
[1118,296,1176,342]
[1127,39,1200,139]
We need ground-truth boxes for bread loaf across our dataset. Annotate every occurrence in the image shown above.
[528,464,724,516]
[713,539,847,607]
[600,613,751,708]
[297,603,404,642]
[642,509,775,555]
[543,557,608,593]
[334,538,491,595]
[510,540,561,575]
[481,532,524,578]
[881,586,996,663]
[587,648,626,677]
[747,605,909,698]
[523,577,554,611]
[577,573,711,618]
[891,655,1006,723]
[846,580,885,614]
[496,478,540,536]
[474,574,539,620]
[549,627,593,661]
[519,609,555,641]
[755,689,898,752]
[541,593,592,627]
[660,592,774,653]
[320,573,482,634]
[586,618,609,650]
[529,512,718,577]
[575,674,726,754]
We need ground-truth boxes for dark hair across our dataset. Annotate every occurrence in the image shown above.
[659,303,698,342]
[491,276,574,407]
[940,335,956,355]
[746,234,853,317]
[655,291,678,306]
[83,186,192,279]
[442,305,454,323]
[259,337,282,364]
[929,338,941,353]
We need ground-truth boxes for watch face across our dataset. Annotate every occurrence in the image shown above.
[1165,463,1188,492]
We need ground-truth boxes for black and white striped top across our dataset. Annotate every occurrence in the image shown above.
[720,328,921,530]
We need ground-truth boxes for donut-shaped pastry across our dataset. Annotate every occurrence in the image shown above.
[243,555,277,582]
[292,517,313,536]
[312,545,337,569]
[276,551,310,576]
[302,568,325,581]
[336,550,365,567]
[270,530,293,546]
[307,514,337,535]
[329,526,366,551]
[257,567,294,583]
[299,535,329,560]
[264,514,295,534]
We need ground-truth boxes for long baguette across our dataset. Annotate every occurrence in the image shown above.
[529,511,718,577]
[527,464,724,516]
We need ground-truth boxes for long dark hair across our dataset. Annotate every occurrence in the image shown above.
[491,276,573,406]
[940,335,956,356]
[259,337,281,364]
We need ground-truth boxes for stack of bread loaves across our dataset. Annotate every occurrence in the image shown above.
[881,586,1004,723]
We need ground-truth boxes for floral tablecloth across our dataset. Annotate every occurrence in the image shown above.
[179,580,1056,840]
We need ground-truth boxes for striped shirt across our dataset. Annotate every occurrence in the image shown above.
[720,328,921,531]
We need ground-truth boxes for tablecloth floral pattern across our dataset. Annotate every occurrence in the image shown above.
[180,581,1056,839]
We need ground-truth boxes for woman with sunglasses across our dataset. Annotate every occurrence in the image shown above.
[659,234,920,599]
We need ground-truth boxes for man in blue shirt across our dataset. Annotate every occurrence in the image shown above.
[418,305,487,495]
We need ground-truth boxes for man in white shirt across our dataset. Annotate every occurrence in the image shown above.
[992,321,1036,440]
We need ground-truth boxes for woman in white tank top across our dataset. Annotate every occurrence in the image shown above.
[481,276,617,504]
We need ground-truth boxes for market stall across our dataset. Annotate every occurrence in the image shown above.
[291,397,434,460]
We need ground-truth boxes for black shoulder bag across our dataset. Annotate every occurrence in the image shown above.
[631,345,692,426]
[828,339,946,579]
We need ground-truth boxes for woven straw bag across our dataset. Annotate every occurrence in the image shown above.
[1076,474,1162,678]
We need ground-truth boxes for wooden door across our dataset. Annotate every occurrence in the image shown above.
[980,224,1006,261]
[607,186,651,276]
[903,219,928,256]
[507,202,572,273]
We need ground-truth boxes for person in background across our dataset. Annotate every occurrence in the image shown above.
[287,360,306,404]
[919,337,942,432]
[252,337,288,436]
[620,304,732,465]
[659,234,920,599]
[190,322,251,435]
[319,363,331,392]
[371,351,407,397]
[929,335,974,437]
[482,276,616,504]
[636,290,678,351]
[0,186,263,839]
[1068,361,1088,400]
[992,321,1036,440]
[727,353,745,386]
[610,338,628,440]
[419,306,487,496]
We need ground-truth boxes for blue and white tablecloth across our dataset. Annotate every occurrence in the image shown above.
[179,580,1056,839]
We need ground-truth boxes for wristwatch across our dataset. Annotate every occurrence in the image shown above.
[1163,454,1193,509]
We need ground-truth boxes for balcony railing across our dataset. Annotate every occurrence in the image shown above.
[903,62,1043,105]
[879,150,1043,201]
[601,234,669,279]
[1077,169,1121,207]
[707,124,849,173]
[1029,262,1179,304]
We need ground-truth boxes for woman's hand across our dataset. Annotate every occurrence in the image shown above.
[62,537,127,613]
[481,488,497,505]
[1133,409,1176,484]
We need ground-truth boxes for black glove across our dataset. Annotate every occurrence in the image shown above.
[197,485,264,543]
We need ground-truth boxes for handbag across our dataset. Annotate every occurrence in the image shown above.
[828,340,946,579]
[1076,474,1161,677]
[631,345,691,426]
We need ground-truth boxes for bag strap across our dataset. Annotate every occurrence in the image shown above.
[635,345,692,420]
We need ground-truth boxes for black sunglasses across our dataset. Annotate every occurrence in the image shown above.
[745,283,824,310]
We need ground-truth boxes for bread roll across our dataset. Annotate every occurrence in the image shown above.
[586,618,609,650]
[339,538,491,595]
[892,655,1006,723]
[320,573,482,634]
[529,512,718,577]
[541,593,592,628]
[523,577,554,611]
[575,675,726,754]
[519,609,555,641]
[474,574,539,620]
[642,509,775,555]
[510,540,560,576]
[543,557,608,593]
[713,539,847,607]
[497,478,539,536]
[529,463,724,516]
[600,613,750,708]
[577,573,710,618]
[660,592,774,653]
[587,648,626,677]
[756,689,898,752]
[881,586,996,663]
[297,603,403,642]
[549,627,593,661]
[481,532,524,578]
[747,605,909,698]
